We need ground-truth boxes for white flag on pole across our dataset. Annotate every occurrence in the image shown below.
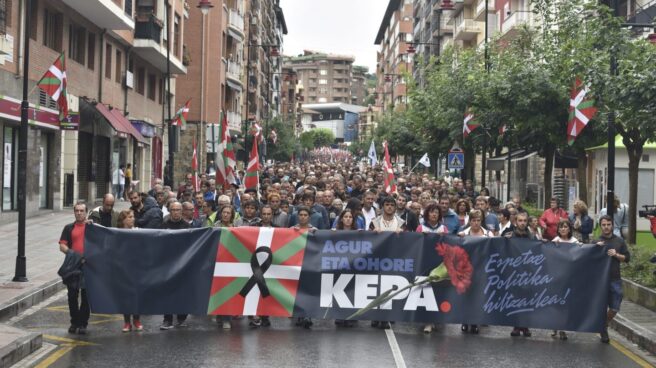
[368,140,378,166]
[418,153,431,167]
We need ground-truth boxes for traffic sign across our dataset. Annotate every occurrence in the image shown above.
[448,148,464,170]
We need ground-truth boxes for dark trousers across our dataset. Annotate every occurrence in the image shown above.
[124,314,140,323]
[163,314,188,324]
[67,286,90,328]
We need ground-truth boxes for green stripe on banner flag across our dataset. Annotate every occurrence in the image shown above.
[40,77,61,86]
[577,100,595,109]
[267,278,296,315]
[272,233,307,265]
[207,277,248,313]
[220,230,252,263]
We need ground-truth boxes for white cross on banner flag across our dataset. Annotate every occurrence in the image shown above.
[368,140,378,166]
[418,153,430,167]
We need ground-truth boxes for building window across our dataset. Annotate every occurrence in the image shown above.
[87,32,96,70]
[43,7,63,51]
[173,14,180,58]
[69,23,86,64]
[0,0,10,34]
[319,69,327,75]
[319,79,327,85]
[136,67,145,95]
[115,49,122,83]
[147,73,156,100]
[105,43,112,79]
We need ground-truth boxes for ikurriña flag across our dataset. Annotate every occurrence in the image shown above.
[382,141,396,193]
[463,109,479,139]
[172,99,191,127]
[37,52,68,119]
[567,78,597,145]
[244,138,259,190]
[208,227,308,317]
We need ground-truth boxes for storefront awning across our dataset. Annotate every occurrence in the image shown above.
[95,103,149,145]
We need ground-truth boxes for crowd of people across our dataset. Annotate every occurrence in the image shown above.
[59,160,630,344]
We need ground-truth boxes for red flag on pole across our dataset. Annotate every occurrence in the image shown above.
[37,52,68,119]
[244,139,260,190]
[567,78,597,146]
[172,99,191,127]
[382,141,397,194]
[216,111,237,188]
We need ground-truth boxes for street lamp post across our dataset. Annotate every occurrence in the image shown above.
[165,1,175,188]
[198,0,214,166]
[14,0,31,282]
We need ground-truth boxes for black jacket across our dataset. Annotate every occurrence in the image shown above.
[133,196,163,229]
[397,209,419,232]
[58,250,85,289]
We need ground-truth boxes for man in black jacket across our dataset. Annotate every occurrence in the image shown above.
[395,194,418,232]
[129,191,163,229]
[508,212,535,338]
[160,202,191,330]
[58,202,90,335]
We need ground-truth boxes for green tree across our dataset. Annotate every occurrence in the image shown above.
[299,128,335,150]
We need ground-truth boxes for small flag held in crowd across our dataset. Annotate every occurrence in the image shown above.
[418,153,431,167]
[217,111,237,188]
[37,52,68,119]
[172,99,191,127]
[382,141,397,194]
[567,78,597,146]
[244,138,260,190]
[250,122,264,144]
[191,138,199,192]
[368,140,378,166]
[463,110,479,139]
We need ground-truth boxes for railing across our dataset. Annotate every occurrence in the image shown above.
[227,111,241,130]
[476,0,494,17]
[502,11,531,34]
[455,18,480,37]
[227,60,242,81]
[135,14,162,42]
[228,10,244,32]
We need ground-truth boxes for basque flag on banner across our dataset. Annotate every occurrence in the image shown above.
[208,227,308,317]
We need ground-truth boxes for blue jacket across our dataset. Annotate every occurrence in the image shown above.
[568,213,594,242]
[441,209,460,234]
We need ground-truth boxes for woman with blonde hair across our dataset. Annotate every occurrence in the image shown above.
[569,200,593,243]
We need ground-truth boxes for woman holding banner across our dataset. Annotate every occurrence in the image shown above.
[550,219,580,341]
[116,209,144,333]
[333,209,359,327]
[217,205,236,330]
[457,210,491,334]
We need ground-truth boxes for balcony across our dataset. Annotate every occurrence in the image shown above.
[454,19,480,41]
[61,0,134,30]
[501,11,533,37]
[227,10,245,42]
[133,14,186,74]
[475,0,495,22]
[227,111,242,132]
[226,60,243,90]
[0,35,12,56]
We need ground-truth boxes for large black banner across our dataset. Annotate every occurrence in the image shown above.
[84,226,611,332]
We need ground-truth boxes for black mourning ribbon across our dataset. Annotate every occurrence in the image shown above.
[239,246,273,298]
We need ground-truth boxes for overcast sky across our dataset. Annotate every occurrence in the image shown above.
[280,0,388,73]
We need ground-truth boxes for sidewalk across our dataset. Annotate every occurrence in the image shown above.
[611,299,656,355]
[0,201,130,367]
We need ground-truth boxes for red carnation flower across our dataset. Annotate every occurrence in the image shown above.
[435,243,473,294]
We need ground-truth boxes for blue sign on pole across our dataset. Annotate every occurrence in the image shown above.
[448,149,464,170]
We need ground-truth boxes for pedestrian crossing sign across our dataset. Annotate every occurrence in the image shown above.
[448,150,464,169]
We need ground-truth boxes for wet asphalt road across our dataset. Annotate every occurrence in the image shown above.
[10,292,654,368]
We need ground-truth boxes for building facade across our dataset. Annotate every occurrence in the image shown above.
[0,0,186,221]
[350,65,368,106]
[411,0,453,85]
[374,0,414,112]
[283,51,355,105]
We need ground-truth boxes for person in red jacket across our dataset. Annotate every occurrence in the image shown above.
[539,197,568,240]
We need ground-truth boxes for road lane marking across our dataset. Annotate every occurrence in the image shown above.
[385,328,407,368]
[610,340,654,368]
[43,334,98,346]
[34,345,74,368]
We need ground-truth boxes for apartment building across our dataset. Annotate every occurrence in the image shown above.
[283,51,355,106]
[351,65,368,106]
[411,0,453,85]
[0,0,186,220]
[374,0,413,112]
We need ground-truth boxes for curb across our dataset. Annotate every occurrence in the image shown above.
[0,279,64,323]
[0,327,42,368]
[610,313,656,355]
